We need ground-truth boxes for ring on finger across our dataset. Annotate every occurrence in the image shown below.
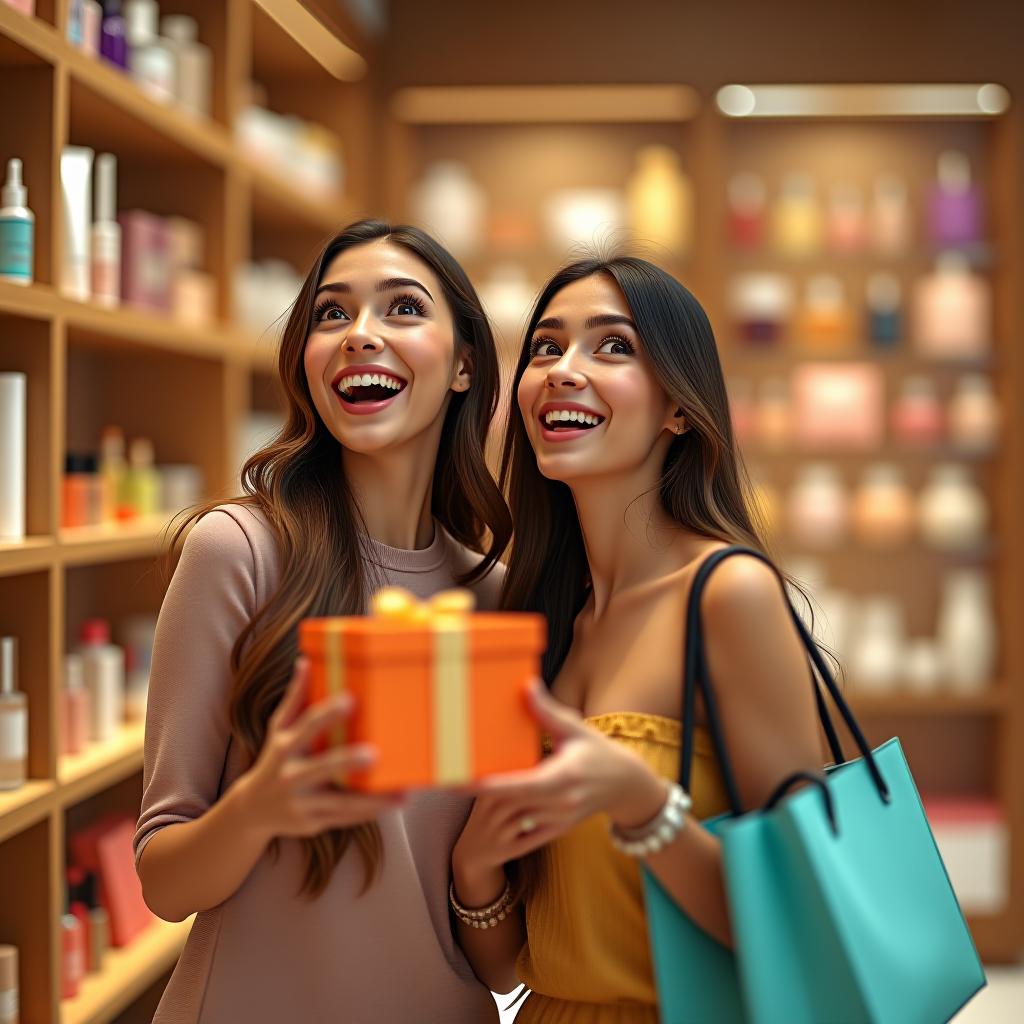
[518,815,538,834]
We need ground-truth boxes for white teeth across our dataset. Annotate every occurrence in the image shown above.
[544,409,602,427]
[337,373,404,394]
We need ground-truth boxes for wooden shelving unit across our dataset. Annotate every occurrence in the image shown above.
[383,82,1023,962]
[0,2,369,1021]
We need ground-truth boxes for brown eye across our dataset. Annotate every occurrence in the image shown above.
[597,336,635,356]
[530,338,562,358]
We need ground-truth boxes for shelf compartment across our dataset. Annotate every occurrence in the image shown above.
[58,723,145,809]
[0,817,56,1024]
[0,537,55,578]
[58,517,174,568]
[0,779,54,844]
[60,916,193,1024]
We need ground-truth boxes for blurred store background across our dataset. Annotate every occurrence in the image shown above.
[0,0,1021,1020]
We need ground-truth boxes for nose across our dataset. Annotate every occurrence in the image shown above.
[543,350,587,392]
[345,307,384,354]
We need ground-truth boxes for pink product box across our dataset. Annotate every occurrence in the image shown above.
[119,211,172,313]
[792,362,884,451]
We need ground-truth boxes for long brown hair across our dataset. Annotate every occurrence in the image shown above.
[169,220,511,897]
[500,256,777,679]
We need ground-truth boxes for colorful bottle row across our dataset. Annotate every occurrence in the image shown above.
[728,150,984,256]
[732,370,999,453]
[66,0,211,118]
[731,256,991,358]
[761,462,989,552]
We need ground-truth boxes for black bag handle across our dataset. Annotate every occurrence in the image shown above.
[679,546,890,816]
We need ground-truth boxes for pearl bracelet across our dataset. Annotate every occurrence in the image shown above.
[608,781,692,858]
[449,879,518,929]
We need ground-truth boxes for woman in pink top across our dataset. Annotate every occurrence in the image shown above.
[134,220,510,1022]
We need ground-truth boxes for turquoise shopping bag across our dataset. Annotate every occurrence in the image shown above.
[643,547,986,1024]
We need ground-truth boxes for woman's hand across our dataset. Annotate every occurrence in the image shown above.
[230,657,405,842]
[457,685,669,874]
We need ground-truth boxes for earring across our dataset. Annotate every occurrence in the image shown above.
[675,423,685,434]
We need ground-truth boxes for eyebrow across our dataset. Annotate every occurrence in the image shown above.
[313,278,434,301]
[532,314,637,332]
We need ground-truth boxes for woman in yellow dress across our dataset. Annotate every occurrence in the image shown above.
[450,257,826,1022]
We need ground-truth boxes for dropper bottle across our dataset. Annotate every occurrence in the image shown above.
[0,158,34,285]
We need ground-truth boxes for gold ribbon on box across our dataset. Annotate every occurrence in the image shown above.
[372,587,475,784]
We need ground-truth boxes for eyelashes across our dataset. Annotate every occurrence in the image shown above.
[528,335,636,357]
[310,293,428,325]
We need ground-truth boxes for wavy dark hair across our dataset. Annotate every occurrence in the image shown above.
[169,219,511,898]
[500,256,784,680]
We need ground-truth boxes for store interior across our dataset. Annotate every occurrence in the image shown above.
[0,0,1021,1020]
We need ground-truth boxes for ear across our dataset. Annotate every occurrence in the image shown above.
[451,344,473,394]
[664,405,689,437]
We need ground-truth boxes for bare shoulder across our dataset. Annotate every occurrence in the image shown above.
[701,553,786,619]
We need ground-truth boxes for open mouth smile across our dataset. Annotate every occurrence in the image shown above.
[538,402,606,442]
[331,365,409,416]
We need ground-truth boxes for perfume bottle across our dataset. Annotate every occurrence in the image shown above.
[948,374,999,451]
[626,145,693,256]
[826,181,866,254]
[851,597,905,693]
[918,464,988,550]
[853,463,914,547]
[928,150,982,248]
[798,274,851,350]
[787,463,848,549]
[730,273,793,345]
[772,173,822,258]
[913,253,991,359]
[870,174,911,256]
[937,570,996,693]
[891,376,943,447]
[727,172,766,250]
[866,272,902,348]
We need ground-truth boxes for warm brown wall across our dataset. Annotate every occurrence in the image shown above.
[383,0,1024,91]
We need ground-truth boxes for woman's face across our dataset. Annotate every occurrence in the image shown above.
[304,239,470,455]
[517,272,680,483]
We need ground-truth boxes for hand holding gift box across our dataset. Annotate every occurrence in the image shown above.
[300,588,546,792]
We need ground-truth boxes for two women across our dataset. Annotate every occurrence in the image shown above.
[137,221,822,1022]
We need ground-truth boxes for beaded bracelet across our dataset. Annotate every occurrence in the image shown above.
[608,781,692,858]
[449,879,518,930]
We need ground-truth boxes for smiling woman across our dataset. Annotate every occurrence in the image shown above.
[131,220,510,1022]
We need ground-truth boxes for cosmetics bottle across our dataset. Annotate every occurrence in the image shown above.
[891,376,943,447]
[62,454,91,530]
[825,181,866,254]
[67,866,93,958]
[728,172,766,250]
[727,378,755,448]
[81,454,102,525]
[60,146,94,301]
[0,372,26,541]
[79,620,125,743]
[948,374,999,451]
[903,639,942,695]
[126,437,159,517]
[125,0,175,103]
[798,274,851,350]
[913,253,991,359]
[626,145,693,256]
[61,653,90,757]
[120,614,155,722]
[90,154,120,306]
[98,426,127,522]
[0,638,27,792]
[851,597,905,693]
[161,15,212,117]
[411,162,485,259]
[119,210,171,311]
[0,945,18,1024]
[730,273,793,345]
[82,0,103,55]
[852,463,914,547]
[870,174,911,256]
[88,906,109,973]
[99,0,129,71]
[753,377,792,451]
[771,173,821,258]
[68,0,85,45]
[937,571,996,694]
[787,463,848,549]
[0,158,34,286]
[60,913,85,999]
[866,272,902,348]
[928,150,982,248]
[918,463,988,551]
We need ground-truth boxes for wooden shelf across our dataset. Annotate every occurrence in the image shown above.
[61,917,194,1024]
[0,279,58,321]
[58,723,146,808]
[0,536,55,577]
[246,160,350,234]
[0,780,54,844]
[58,517,174,567]
[0,3,59,66]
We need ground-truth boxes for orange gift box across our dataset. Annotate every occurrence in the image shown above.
[299,588,546,791]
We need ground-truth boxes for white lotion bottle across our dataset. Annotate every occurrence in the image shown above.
[91,153,121,306]
[0,637,27,791]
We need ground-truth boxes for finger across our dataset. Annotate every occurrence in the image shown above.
[474,753,571,801]
[290,745,378,787]
[505,821,567,859]
[304,792,407,826]
[527,683,587,740]
[269,657,311,733]
[285,693,355,754]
